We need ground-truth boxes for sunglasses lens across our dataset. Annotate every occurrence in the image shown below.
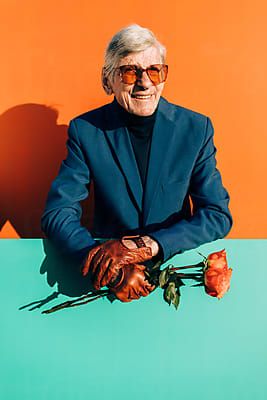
[120,67,137,84]
[147,65,168,84]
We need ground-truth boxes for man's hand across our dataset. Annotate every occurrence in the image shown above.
[108,264,155,302]
[82,239,152,290]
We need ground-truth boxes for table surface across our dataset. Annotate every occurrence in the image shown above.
[0,239,266,400]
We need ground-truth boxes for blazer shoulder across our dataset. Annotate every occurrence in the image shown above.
[159,97,212,145]
[70,102,111,128]
[160,97,209,125]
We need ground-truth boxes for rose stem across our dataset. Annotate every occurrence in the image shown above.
[169,262,203,271]
[175,273,202,279]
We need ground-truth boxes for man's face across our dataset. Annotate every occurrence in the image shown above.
[107,46,166,116]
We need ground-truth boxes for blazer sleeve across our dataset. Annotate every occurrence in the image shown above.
[41,119,97,262]
[150,117,233,262]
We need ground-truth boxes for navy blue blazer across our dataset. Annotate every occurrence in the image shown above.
[41,97,232,262]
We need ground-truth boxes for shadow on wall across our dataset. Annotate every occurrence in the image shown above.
[0,103,94,238]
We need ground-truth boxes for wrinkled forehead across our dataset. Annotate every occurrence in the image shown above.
[117,46,163,68]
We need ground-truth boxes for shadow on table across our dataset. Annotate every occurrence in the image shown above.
[40,239,95,296]
[19,239,115,313]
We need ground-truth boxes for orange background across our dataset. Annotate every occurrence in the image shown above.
[0,0,266,238]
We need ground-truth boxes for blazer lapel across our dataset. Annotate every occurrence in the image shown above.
[143,97,180,224]
[104,101,143,213]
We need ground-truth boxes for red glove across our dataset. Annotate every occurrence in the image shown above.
[108,264,155,302]
[82,239,152,290]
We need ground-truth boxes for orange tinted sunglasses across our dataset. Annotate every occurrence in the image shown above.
[117,64,168,85]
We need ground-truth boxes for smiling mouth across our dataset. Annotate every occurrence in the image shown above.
[131,94,153,100]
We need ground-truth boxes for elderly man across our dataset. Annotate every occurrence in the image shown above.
[41,24,232,302]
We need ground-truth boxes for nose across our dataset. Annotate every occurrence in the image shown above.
[135,70,153,88]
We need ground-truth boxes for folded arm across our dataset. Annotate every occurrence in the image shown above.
[41,120,97,262]
[149,117,233,262]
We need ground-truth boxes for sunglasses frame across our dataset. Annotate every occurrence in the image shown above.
[116,64,168,85]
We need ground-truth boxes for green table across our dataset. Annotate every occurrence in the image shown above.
[1,239,266,400]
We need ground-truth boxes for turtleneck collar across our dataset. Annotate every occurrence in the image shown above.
[113,97,158,127]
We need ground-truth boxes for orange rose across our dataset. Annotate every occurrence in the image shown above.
[204,249,232,299]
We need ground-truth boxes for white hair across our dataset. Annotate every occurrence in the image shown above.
[103,24,166,79]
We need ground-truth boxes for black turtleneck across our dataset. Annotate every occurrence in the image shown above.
[114,99,158,186]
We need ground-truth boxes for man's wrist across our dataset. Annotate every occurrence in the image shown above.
[121,235,159,257]
[141,235,159,257]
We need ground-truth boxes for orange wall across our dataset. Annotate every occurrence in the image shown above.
[1,0,266,238]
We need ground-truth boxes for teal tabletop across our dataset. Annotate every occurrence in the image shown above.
[0,239,266,400]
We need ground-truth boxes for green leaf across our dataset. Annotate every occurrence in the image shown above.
[163,282,181,310]
[172,292,180,310]
[169,282,177,296]
[150,260,163,271]
[163,281,173,305]
[163,289,171,305]
[159,267,170,288]
[165,281,176,299]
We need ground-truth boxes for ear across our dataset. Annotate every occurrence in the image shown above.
[101,68,113,95]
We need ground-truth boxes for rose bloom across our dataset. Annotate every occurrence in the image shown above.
[204,249,232,299]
